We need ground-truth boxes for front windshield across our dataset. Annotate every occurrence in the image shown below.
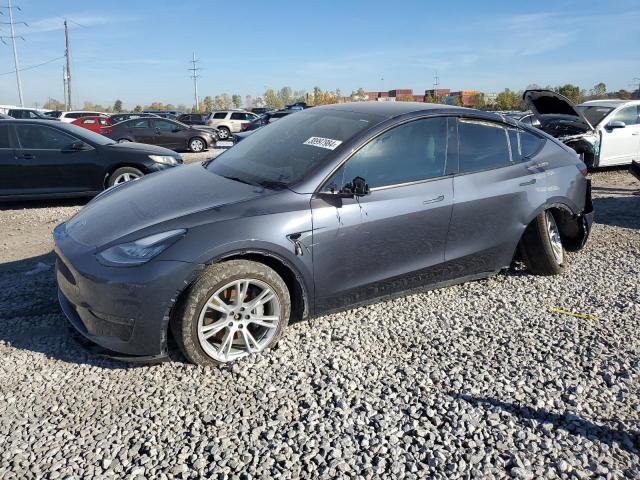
[207,108,382,187]
[65,123,116,145]
[576,105,614,126]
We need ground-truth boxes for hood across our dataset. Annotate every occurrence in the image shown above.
[65,162,266,248]
[103,141,179,156]
[523,90,594,133]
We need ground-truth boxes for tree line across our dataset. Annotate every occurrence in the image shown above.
[40,82,638,114]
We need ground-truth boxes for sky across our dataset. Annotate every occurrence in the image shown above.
[0,0,639,109]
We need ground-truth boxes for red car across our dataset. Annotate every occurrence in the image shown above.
[71,116,112,135]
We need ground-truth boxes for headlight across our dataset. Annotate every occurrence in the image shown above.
[149,154,179,165]
[97,229,186,266]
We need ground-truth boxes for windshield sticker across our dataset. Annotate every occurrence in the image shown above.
[304,136,343,150]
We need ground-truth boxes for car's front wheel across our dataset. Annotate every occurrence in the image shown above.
[171,260,291,366]
[188,137,206,152]
[107,166,143,188]
[520,210,566,275]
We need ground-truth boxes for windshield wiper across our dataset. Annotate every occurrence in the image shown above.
[257,180,289,190]
[221,175,255,186]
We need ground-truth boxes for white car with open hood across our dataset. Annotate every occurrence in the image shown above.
[523,90,640,168]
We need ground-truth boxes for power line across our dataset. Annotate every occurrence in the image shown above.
[0,54,65,76]
[188,52,201,112]
[0,0,28,106]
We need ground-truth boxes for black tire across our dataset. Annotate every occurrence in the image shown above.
[520,211,567,276]
[217,126,231,139]
[188,137,206,153]
[171,260,291,366]
[107,166,144,188]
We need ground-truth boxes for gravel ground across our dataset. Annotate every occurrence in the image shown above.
[0,169,638,479]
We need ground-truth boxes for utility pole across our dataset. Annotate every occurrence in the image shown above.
[631,78,640,99]
[64,19,72,110]
[189,52,201,112]
[63,65,68,109]
[433,72,440,103]
[0,0,28,107]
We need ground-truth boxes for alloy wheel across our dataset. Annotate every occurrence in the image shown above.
[113,172,140,185]
[545,211,563,264]
[218,128,230,139]
[190,138,205,152]
[197,279,281,362]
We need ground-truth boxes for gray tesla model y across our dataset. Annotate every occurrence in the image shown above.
[54,102,594,365]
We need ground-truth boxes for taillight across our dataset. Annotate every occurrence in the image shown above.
[241,123,249,131]
[101,128,112,135]
[576,161,588,176]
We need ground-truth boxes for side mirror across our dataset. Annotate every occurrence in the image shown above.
[63,141,90,152]
[607,120,626,129]
[341,176,370,197]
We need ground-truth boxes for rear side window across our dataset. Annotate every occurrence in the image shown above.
[213,112,227,119]
[230,112,245,120]
[130,119,150,128]
[458,119,509,173]
[15,125,77,149]
[507,128,545,163]
[337,117,449,189]
[83,119,97,124]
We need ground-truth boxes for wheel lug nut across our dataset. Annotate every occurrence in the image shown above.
[245,315,250,319]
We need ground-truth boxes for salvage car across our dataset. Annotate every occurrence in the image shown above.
[206,110,259,139]
[107,117,216,152]
[54,102,593,365]
[0,119,182,200]
[71,115,112,134]
[523,90,640,167]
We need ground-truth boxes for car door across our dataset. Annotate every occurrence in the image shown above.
[13,123,100,194]
[311,116,456,313]
[0,123,18,196]
[126,118,155,144]
[445,117,547,277]
[599,105,640,165]
[153,119,184,149]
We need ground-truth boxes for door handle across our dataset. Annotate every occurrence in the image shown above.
[423,195,445,205]
[16,153,35,160]
[519,178,536,186]
[632,132,639,136]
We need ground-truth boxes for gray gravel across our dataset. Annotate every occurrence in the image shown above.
[0,169,639,479]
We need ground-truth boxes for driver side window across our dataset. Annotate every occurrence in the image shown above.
[155,120,178,131]
[325,117,450,191]
[15,125,78,150]
[611,106,639,126]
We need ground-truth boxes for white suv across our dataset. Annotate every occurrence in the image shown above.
[56,111,108,123]
[207,111,258,139]
[576,100,640,166]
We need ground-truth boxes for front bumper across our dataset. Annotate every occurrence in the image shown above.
[54,229,201,357]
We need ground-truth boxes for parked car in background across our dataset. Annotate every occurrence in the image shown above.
[503,111,536,126]
[177,113,207,125]
[53,111,108,123]
[285,102,309,111]
[143,110,183,119]
[54,102,593,365]
[524,90,640,168]
[0,119,182,199]
[576,99,640,167]
[72,116,113,134]
[8,108,58,121]
[107,117,216,152]
[245,110,294,131]
[251,107,271,115]
[109,112,159,124]
[206,110,259,139]
[0,113,11,120]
